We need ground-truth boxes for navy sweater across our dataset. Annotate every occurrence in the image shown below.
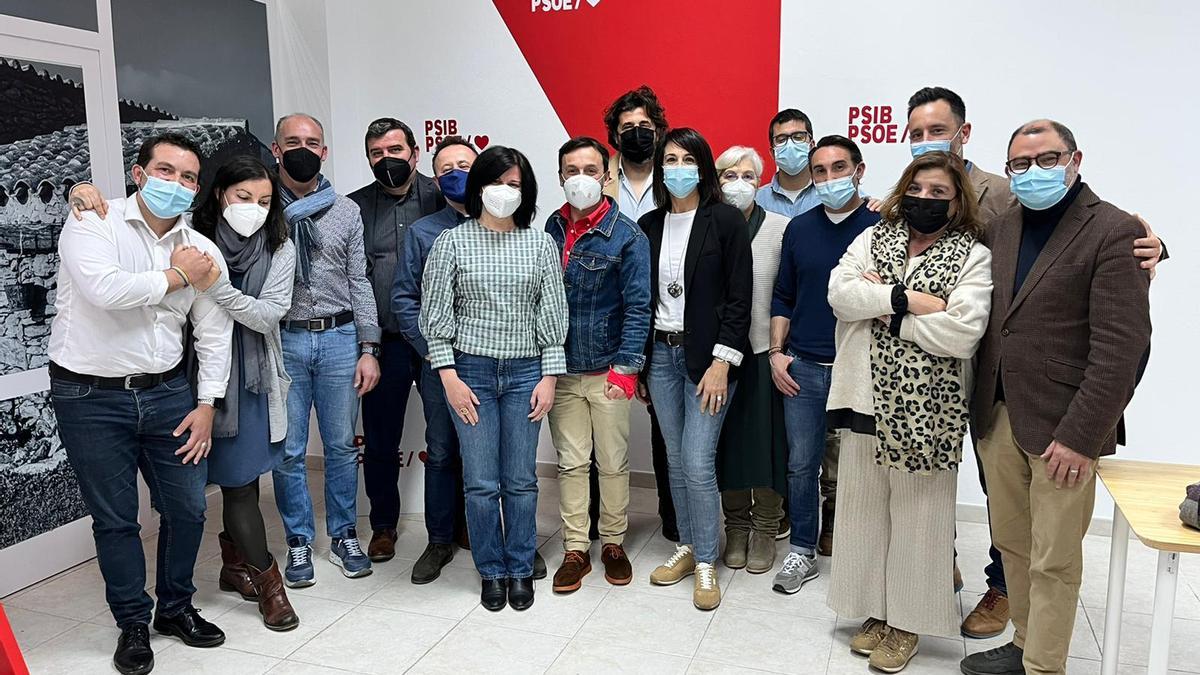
[771,202,879,362]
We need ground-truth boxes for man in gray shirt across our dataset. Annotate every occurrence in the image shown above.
[270,113,381,588]
[348,118,445,563]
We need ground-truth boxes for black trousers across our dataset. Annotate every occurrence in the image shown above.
[361,335,420,531]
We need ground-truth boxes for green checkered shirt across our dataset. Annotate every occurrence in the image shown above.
[419,219,568,374]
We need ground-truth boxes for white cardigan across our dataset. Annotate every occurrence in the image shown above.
[825,225,993,418]
[747,210,791,354]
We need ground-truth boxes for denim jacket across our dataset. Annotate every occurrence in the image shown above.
[546,196,652,374]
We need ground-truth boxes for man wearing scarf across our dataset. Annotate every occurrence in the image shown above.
[270,113,382,589]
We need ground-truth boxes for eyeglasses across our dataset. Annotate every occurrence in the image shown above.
[1006,150,1073,174]
[772,131,811,147]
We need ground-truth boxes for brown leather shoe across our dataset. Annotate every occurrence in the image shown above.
[248,556,300,632]
[368,528,397,562]
[601,543,632,586]
[961,587,1010,639]
[217,532,257,600]
[816,500,834,557]
[552,550,592,594]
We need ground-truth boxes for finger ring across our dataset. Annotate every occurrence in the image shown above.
[1068,468,1079,474]
[459,407,468,415]
[716,395,724,402]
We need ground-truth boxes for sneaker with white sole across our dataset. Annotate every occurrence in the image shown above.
[772,551,818,594]
[329,528,373,578]
[693,562,720,610]
[649,544,695,585]
[283,536,315,588]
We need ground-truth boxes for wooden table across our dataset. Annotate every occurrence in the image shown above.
[1098,458,1200,674]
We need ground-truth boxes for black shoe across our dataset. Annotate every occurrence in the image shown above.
[959,641,1024,675]
[508,576,535,611]
[411,542,455,584]
[481,578,508,611]
[152,606,225,648]
[533,550,547,580]
[113,623,154,675]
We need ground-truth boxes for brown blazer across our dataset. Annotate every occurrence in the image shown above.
[971,183,1151,459]
[970,163,1017,223]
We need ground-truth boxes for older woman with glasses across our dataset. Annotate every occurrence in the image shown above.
[825,152,993,673]
[712,145,790,575]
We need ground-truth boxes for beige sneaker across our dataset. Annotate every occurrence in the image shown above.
[868,627,919,673]
[649,545,695,586]
[692,562,720,610]
[849,617,890,656]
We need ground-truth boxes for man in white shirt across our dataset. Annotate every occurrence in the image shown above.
[49,133,233,675]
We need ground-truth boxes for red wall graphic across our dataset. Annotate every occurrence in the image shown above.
[494,0,781,171]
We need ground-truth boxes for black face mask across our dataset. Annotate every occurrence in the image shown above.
[901,195,952,235]
[619,127,656,163]
[280,148,322,183]
[372,156,413,189]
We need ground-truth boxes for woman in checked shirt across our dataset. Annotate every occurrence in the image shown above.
[419,146,568,612]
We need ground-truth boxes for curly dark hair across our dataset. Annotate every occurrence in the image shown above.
[602,85,669,149]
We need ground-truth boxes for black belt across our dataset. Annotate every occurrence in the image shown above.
[49,361,185,391]
[654,330,688,347]
[281,311,354,332]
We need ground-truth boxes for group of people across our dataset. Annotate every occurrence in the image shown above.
[50,84,1160,675]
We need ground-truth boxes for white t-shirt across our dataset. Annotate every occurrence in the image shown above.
[655,209,695,332]
[826,207,855,224]
[777,187,804,203]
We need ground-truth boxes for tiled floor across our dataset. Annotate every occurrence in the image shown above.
[6,471,1200,674]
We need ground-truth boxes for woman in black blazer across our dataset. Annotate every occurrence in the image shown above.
[636,127,752,610]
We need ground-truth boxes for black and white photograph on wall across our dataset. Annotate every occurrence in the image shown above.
[0,0,273,553]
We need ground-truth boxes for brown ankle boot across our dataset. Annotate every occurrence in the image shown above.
[249,556,300,632]
[218,532,257,600]
[817,500,834,557]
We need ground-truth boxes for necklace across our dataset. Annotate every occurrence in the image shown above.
[664,216,684,298]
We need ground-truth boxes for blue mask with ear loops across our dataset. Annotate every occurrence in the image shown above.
[1010,161,1072,211]
[138,174,196,219]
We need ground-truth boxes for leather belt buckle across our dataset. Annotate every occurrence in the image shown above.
[124,374,150,390]
[307,318,327,331]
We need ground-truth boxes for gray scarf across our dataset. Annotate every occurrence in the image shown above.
[211,219,273,439]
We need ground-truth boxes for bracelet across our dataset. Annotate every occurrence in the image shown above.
[171,266,191,287]
[768,346,783,356]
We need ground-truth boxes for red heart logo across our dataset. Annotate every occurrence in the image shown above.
[418,451,428,464]
[474,134,490,149]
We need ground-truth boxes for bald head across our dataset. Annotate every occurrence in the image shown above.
[275,113,325,145]
[1008,118,1077,154]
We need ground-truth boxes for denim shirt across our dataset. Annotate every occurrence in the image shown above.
[545,197,652,374]
[391,205,468,357]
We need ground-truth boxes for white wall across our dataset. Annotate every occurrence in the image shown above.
[277,0,1200,517]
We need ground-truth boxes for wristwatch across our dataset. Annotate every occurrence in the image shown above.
[360,343,381,358]
[197,396,215,407]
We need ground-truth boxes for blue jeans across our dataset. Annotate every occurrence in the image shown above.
[646,344,736,564]
[781,355,833,555]
[274,324,361,542]
[50,373,207,628]
[361,335,419,531]
[418,359,465,544]
[447,353,542,580]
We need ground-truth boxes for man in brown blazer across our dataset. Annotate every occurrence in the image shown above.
[960,120,1152,675]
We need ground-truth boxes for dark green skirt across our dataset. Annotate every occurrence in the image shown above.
[716,351,788,495]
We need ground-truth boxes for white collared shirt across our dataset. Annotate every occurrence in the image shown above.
[49,196,233,399]
[617,159,658,222]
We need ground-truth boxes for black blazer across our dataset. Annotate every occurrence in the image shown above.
[639,201,753,384]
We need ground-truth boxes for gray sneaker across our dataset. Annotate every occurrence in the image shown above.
[772,551,818,594]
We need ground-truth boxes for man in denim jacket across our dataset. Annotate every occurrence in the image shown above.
[544,137,652,593]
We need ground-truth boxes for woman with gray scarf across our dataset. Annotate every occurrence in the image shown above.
[191,156,299,632]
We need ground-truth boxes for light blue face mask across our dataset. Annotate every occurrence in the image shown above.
[814,174,858,209]
[910,126,963,158]
[138,173,196,219]
[1010,159,1073,210]
[774,139,810,175]
[663,165,700,199]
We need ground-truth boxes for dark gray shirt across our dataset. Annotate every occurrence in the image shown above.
[349,175,444,335]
